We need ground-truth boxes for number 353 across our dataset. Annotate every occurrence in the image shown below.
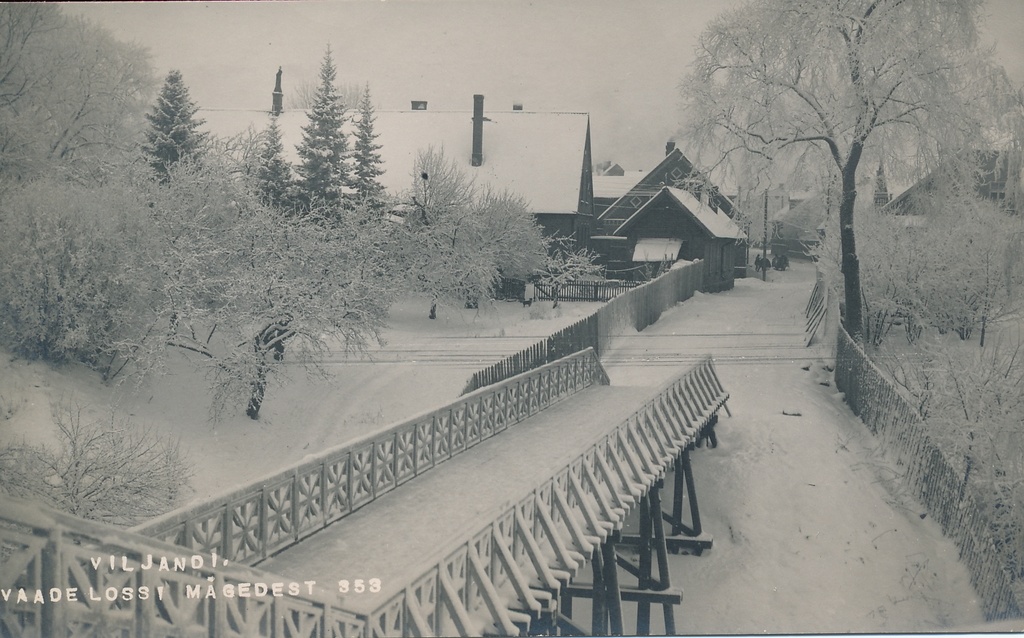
[338,579,381,594]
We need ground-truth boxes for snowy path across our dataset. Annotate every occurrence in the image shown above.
[601,261,985,633]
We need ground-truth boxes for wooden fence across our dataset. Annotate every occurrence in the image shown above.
[132,349,609,569]
[834,326,1024,621]
[462,261,704,394]
[534,279,640,303]
[0,495,366,637]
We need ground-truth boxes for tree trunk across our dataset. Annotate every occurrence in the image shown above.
[839,150,865,342]
[246,368,266,420]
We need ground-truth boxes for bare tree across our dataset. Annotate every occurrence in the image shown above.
[0,401,191,526]
[683,0,1001,341]
[287,76,362,112]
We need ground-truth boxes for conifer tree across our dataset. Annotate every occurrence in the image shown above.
[255,116,294,211]
[143,70,207,180]
[294,46,351,209]
[352,83,385,203]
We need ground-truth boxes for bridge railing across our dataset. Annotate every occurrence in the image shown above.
[365,355,730,636]
[0,495,365,638]
[132,348,610,567]
[835,327,1024,620]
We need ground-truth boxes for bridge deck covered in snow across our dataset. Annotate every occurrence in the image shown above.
[261,383,653,607]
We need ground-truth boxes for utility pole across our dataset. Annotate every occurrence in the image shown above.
[762,189,768,282]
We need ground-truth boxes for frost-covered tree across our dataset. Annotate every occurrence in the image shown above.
[352,83,385,203]
[537,240,603,309]
[294,46,351,210]
[0,174,155,372]
[0,5,153,180]
[684,0,1001,342]
[398,148,547,319]
[144,69,207,180]
[137,158,393,420]
[255,116,295,211]
[0,401,190,525]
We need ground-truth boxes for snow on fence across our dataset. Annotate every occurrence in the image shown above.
[804,272,827,346]
[0,495,366,637]
[361,355,729,636]
[131,349,609,568]
[462,260,703,394]
[834,327,1024,621]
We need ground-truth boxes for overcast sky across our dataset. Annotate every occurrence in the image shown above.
[68,0,1024,171]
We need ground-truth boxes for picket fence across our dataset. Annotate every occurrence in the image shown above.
[462,261,704,394]
[834,327,1024,620]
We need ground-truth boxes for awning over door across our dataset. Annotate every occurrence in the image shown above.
[632,237,683,262]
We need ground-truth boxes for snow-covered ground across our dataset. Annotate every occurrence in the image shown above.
[0,296,601,503]
[2,261,1016,634]
[600,262,993,633]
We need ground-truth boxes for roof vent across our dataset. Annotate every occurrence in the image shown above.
[411,100,427,110]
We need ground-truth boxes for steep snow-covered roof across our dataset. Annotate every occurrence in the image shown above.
[665,187,746,240]
[200,107,590,215]
[615,186,744,240]
[593,172,645,199]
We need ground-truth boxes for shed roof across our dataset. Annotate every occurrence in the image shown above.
[200,107,590,214]
[632,238,683,262]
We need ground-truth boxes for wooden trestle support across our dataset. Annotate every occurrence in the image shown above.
[558,412,725,636]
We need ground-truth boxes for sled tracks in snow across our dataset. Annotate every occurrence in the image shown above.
[0,348,730,637]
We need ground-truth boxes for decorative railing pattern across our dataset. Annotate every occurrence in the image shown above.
[834,327,1023,621]
[132,348,610,568]
[0,495,365,638]
[462,261,704,394]
[366,356,730,636]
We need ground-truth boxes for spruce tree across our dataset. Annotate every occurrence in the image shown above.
[255,116,294,211]
[143,70,207,180]
[294,46,351,209]
[352,83,385,203]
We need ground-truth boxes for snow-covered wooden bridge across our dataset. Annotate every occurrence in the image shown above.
[0,347,729,637]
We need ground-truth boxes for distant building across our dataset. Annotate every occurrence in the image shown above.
[200,73,595,250]
[587,142,745,291]
[885,150,1020,216]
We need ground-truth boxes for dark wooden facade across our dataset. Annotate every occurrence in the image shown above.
[595,187,743,292]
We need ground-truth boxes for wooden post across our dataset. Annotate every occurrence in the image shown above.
[591,546,607,635]
[602,537,624,635]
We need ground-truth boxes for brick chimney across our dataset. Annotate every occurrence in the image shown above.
[472,94,485,167]
[272,67,283,116]
[512,102,523,111]
[665,140,676,156]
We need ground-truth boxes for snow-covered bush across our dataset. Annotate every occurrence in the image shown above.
[0,401,191,525]
[0,177,155,372]
[885,331,1024,565]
